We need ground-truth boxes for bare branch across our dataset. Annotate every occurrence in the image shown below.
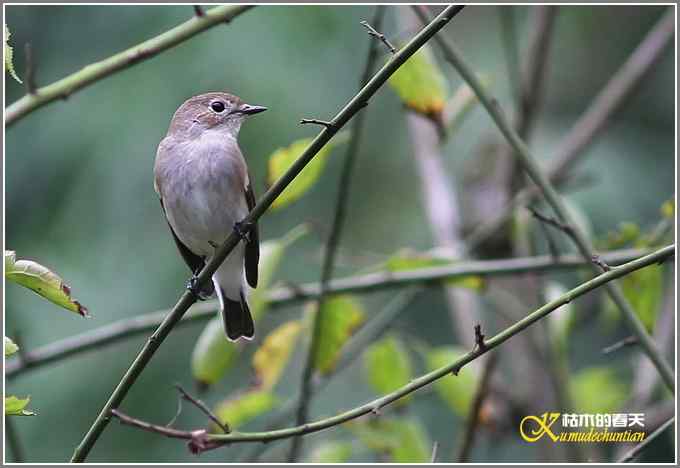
[24,42,37,95]
[299,118,335,128]
[360,20,396,53]
[174,383,230,434]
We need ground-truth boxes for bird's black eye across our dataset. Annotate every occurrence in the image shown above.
[210,101,226,113]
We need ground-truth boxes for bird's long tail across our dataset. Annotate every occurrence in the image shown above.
[212,251,254,341]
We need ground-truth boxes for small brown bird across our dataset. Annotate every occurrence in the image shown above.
[154,92,267,341]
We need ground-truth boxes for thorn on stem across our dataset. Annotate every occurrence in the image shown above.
[299,118,335,129]
[528,206,575,238]
[360,20,396,54]
[473,324,487,352]
[193,5,204,17]
[592,254,611,272]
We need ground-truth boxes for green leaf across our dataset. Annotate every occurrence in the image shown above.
[425,346,479,417]
[252,320,302,390]
[4,24,22,83]
[348,418,430,462]
[191,226,306,387]
[620,266,663,331]
[5,396,34,416]
[4,336,18,357]
[191,318,240,387]
[310,295,365,374]
[384,248,484,290]
[569,367,627,414]
[364,335,413,404]
[660,199,674,219]
[388,45,447,117]
[213,390,277,432]
[267,133,350,210]
[249,224,308,322]
[306,441,353,463]
[5,251,89,317]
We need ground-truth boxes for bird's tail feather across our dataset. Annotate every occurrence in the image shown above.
[214,281,254,341]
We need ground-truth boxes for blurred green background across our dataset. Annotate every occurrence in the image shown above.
[4,5,675,463]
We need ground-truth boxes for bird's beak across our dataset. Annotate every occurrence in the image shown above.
[237,104,268,115]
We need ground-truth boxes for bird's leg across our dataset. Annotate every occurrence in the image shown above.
[186,266,211,301]
[233,220,254,243]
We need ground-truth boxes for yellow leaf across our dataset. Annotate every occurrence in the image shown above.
[4,24,22,83]
[191,226,307,387]
[388,45,447,116]
[310,295,365,374]
[267,132,350,210]
[5,250,89,317]
[4,336,18,357]
[5,395,34,416]
[213,390,277,431]
[252,321,302,390]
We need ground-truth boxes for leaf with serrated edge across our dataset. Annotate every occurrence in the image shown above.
[5,251,88,317]
[5,396,34,416]
[4,25,22,83]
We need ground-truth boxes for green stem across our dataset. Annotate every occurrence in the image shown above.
[287,5,387,462]
[178,245,670,446]
[412,6,675,393]
[6,247,651,380]
[69,5,468,462]
[618,416,675,463]
[5,6,254,127]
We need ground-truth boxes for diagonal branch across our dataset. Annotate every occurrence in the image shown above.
[109,245,674,449]
[5,247,652,380]
[412,6,675,393]
[69,6,469,462]
[5,5,254,127]
[463,7,675,253]
[288,6,393,461]
[617,416,675,463]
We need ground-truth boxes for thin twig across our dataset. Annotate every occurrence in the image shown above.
[602,336,638,355]
[24,42,37,95]
[430,441,439,463]
[498,6,521,109]
[360,20,396,53]
[5,247,652,379]
[413,5,675,392]
[108,246,674,449]
[240,289,419,462]
[71,6,467,462]
[528,206,574,237]
[456,352,499,462]
[592,254,612,272]
[299,118,335,128]
[5,5,254,127]
[288,6,390,461]
[617,416,675,463]
[174,383,230,434]
[462,7,675,254]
